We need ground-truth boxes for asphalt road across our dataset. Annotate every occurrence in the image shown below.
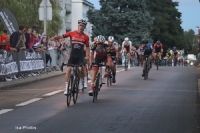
[0,66,200,133]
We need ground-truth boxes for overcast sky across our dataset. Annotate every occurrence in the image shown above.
[87,0,200,34]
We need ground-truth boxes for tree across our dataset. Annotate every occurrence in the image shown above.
[87,0,154,46]
[0,0,62,36]
[146,0,187,51]
[184,29,198,55]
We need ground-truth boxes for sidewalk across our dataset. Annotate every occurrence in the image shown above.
[0,71,65,90]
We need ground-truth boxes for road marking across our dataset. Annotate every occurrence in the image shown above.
[43,90,64,96]
[16,98,43,106]
[0,109,13,115]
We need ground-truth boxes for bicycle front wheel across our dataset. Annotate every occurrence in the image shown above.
[72,77,79,104]
[66,75,73,107]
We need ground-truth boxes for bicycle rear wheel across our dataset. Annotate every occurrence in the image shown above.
[72,76,79,104]
[66,75,73,107]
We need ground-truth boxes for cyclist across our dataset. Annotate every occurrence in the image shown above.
[137,43,145,66]
[122,37,132,68]
[153,40,163,63]
[130,46,138,66]
[172,46,178,66]
[88,35,112,95]
[105,36,119,83]
[141,39,153,77]
[50,19,90,95]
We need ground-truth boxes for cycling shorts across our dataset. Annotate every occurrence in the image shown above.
[67,55,85,66]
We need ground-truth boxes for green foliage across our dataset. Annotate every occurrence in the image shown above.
[87,0,154,46]
[146,0,187,51]
[0,0,62,36]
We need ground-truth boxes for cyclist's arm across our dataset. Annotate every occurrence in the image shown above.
[161,44,163,53]
[114,42,119,59]
[89,43,96,66]
[85,36,90,59]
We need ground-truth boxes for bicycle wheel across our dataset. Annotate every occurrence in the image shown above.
[66,75,73,107]
[72,76,79,104]
[110,73,112,86]
[125,58,128,71]
[107,73,110,87]
[93,73,100,102]
[144,62,148,80]
[156,57,159,70]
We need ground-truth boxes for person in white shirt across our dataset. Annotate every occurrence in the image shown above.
[122,37,132,68]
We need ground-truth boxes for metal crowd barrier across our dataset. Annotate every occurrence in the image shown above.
[0,50,48,79]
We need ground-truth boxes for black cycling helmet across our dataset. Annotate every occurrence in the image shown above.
[141,39,148,44]
[78,19,87,26]
[156,40,161,44]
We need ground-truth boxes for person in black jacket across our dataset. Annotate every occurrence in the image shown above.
[25,28,32,50]
[10,25,25,51]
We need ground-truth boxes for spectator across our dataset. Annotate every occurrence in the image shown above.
[25,28,32,50]
[41,36,52,66]
[0,30,18,81]
[10,25,26,51]
[0,30,10,51]
[59,38,70,65]
[32,22,40,34]
[29,29,39,52]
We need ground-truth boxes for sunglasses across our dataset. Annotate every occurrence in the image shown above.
[79,24,85,27]
[97,43,103,45]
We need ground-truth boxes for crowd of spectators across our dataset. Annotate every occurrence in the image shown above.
[0,24,71,82]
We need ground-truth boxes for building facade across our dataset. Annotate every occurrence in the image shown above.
[58,0,72,35]
[72,0,94,41]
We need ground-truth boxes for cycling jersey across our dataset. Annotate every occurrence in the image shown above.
[63,30,89,65]
[104,41,118,56]
[90,42,111,68]
[154,43,163,53]
[90,42,110,58]
[63,30,89,57]
[142,43,153,55]
[122,41,132,52]
[142,43,153,60]
[104,41,118,64]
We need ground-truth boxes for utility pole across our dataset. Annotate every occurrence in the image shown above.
[44,0,47,34]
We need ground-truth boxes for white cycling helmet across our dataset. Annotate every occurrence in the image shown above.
[124,37,129,41]
[108,36,114,42]
[97,35,105,43]
[78,19,87,26]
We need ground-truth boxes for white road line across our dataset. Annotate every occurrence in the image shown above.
[0,109,13,115]
[43,90,64,96]
[16,98,43,106]
[116,69,125,73]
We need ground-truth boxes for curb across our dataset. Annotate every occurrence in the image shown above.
[0,72,65,90]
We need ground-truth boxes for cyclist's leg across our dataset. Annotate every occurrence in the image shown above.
[111,57,117,83]
[77,56,88,88]
[142,55,146,76]
[88,57,100,94]
[64,56,74,94]
[149,54,153,68]
[128,52,131,68]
